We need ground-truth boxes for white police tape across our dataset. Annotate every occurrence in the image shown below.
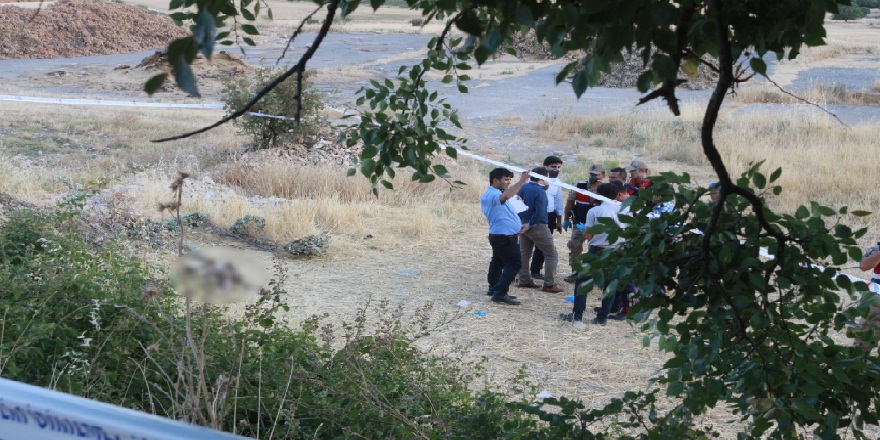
[2,94,872,284]
[0,94,302,121]
[0,94,225,109]
[0,377,246,440]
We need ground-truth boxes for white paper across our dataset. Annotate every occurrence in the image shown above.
[506,196,528,213]
[457,300,471,307]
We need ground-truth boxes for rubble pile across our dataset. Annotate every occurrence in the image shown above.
[0,0,189,59]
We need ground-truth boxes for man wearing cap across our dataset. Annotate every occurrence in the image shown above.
[516,167,564,293]
[624,160,653,195]
[530,156,565,281]
[708,182,722,203]
[562,164,605,282]
[481,167,531,305]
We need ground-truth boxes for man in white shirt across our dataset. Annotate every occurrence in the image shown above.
[530,156,564,280]
[560,183,633,328]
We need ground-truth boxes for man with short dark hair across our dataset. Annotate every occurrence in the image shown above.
[530,156,564,280]
[608,167,627,185]
[560,182,632,328]
[562,167,604,283]
[480,168,531,305]
[516,167,563,293]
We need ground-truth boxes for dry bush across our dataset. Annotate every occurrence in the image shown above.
[125,162,487,245]
[533,104,878,221]
[791,39,878,64]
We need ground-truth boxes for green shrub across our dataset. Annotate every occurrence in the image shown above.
[855,0,880,8]
[832,4,867,20]
[221,68,328,150]
[0,208,564,438]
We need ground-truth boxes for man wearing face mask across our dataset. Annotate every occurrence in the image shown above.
[516,167,563,293]
[529,156,565,281]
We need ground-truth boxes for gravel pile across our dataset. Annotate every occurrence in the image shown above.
[504,31,718,90]
[0,0,189,59]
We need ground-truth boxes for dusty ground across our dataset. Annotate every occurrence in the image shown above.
[2,2,880,436]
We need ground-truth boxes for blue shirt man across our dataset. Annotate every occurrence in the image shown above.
[515,167,563,293]
[481,167,530,305]
[517,181,549,226]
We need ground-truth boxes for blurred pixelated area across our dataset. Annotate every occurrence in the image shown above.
[172,246,269,304]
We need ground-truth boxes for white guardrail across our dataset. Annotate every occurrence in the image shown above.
[0,378,246,439]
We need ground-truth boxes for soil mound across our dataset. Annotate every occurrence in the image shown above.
[137,50,248,71]
[0,0,190,60]
[504,31,718,90]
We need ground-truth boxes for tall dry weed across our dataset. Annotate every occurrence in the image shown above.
[533,104,879,224]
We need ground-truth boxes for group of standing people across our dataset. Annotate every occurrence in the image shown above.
[480,156,654,327]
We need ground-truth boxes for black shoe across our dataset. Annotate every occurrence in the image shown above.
[594,306,623,314]
[608,312,627,321]
[486,290,516,299]
[491,295,521,305]
[591,317,607,325]
[559,313,577,322]
[531,273,545,280]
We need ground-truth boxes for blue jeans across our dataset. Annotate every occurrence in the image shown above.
[487,235,522,297]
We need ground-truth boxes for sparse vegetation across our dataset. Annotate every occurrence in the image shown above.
[832,4,867,21]
[221,68,328,151]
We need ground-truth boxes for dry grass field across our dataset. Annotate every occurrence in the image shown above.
[2,2,880,436]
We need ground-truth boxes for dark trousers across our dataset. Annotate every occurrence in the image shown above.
[487,235,522,297]
[571,245,637,321]
[531,212,558,274]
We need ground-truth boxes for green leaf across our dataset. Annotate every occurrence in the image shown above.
[143,73,168,95]
[572,69,588,98]
[750,57,768,76]
[753,172,766,189]
[852,210,872,217]
[241,24,260,36]
[515,5,535,25]
[555,61,577,85]
[455,9,484,35]
[666,381,684,396]
[445,147,458,159]
[172,55,199,97]
[242,37,256,46]
[458,84,469,93]
[652,54,677,80]
[769,167,782,183]
[432,165,450,177]
[240,8,255,21]
[790,398,822,420]
[381,180,394,190]
[483,30,503,54]
[346,167,356,177]
[194,9,217,59]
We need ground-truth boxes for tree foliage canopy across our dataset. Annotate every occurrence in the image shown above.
[149,0,880,438]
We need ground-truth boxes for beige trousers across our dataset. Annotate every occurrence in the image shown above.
[518,223,558,286]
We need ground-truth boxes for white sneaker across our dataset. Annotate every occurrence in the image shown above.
[572,320,586,330]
